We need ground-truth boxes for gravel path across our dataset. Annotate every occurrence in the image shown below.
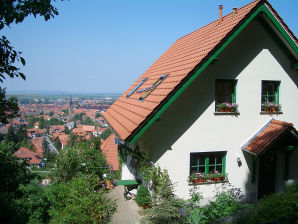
[108,185,141,224]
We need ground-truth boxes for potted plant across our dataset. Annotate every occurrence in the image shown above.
[217,172,226,181]
[228,103,238,112]
[262,102,281,112]
[216,102,238,112]
[197,173,207,183]
[188,173,195,184]
[216,103,228,112]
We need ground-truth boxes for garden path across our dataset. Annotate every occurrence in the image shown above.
[108,185,141,224]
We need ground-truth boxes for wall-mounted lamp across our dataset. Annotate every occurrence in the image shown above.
[235,153,242,167]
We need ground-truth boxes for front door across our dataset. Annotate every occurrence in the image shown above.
[258,150,276,199]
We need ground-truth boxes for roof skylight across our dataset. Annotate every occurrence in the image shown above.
[126,78,147,98]
[138,74,168,101]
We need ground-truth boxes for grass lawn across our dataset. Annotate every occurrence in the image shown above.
[32,171,51,179]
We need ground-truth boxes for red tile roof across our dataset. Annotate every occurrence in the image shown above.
[101,134,119,171]
[243,120,297,155]
[14,147,42,165]
[103,0,297,141]
[31,137,43,158]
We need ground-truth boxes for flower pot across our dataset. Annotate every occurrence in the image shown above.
[198,178,206,183]
[271,107,277,112]
[230,108,234,112]
[219,108,225,112]
[192,178,199,184]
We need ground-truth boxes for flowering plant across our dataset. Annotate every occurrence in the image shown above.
[216,102,238,112]
[188,172,207,183]
[262,102,281,112]
[208,171,226,181]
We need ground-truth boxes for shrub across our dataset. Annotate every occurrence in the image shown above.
[141,170,188,224]
[249,191,298,224]
[135,185,151,207]
[201,191,242,223]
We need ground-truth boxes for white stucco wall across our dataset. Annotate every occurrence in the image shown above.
[133,18,297,201]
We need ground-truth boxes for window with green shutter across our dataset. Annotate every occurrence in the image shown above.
[190,151,226,175]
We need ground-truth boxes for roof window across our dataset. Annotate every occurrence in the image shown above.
[126,78,147,98]
[138,74,168,101]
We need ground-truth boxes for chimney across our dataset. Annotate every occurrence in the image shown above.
[233,7,238,15]
[219,5,223,23]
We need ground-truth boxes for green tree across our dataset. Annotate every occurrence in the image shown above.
[38,116,45,129]
[48,175,116,224]
[101,128,112,140]
[53,142,107,182]
[0,0,60,83]
[16,125,27,142]
[83,116,94,125]
[0,87,19,124]
[26,115,37,129]
[15,179,50,224]
[48,111,54,117]
[53,138,62,150]
[90,135,101,150]
[48,117,64,125]
[70,112,85,122]
[95,112,101,118]
[67,131,78,147]
[0,142,36,223]
[5,125,16,142]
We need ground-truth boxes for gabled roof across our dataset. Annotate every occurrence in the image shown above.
[101,134,119,171]
[14,147,42,165]
[242,120,298,156]
[103,0,298,142]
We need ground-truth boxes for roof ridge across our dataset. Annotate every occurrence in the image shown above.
[271,119,293,127]
[176,0,261,41]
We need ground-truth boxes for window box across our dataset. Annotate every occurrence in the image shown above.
[189,151,227,185]
[260,111,283,115]
[215,80,237,112]
[214,111,240,115]
[188,179,229,185]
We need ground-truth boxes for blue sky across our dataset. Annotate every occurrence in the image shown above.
[2,0,297,93]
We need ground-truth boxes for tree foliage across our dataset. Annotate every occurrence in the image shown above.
[52,142,108,182]
[0,0,60,82]
[0,142,36,223]
[83,116,95,125]
[47,175,116,224]
[141,170,188,224]
[15,179,50,224]
[0,87,19,124]
[101,128,112,140]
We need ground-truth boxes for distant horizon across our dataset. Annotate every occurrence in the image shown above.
[2,0,297,93]
[7,90,122,95]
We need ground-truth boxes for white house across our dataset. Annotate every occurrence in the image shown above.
[103,0,298,202]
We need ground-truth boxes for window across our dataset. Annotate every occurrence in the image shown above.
[215,80,237,106]
[261,81,280,106]
[137,74,168,101]
[190,151,226,175]
[126,78,147,98]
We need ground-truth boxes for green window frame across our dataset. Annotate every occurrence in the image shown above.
[190,151,226,175]
[215,79,237,107]
[261,80,280,106]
